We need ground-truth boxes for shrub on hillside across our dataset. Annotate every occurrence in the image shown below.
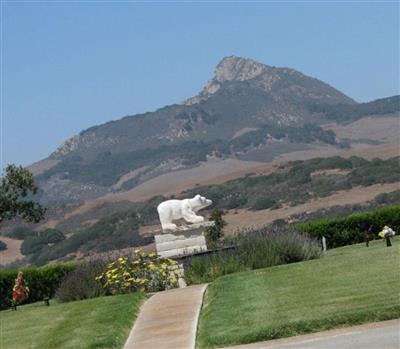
[0,264,76,309]
[56,260,107,302]
[251,197,277,210]
[184,156,399,211]
[0,241,7,251]
[21,237,43,255]
[30,212,154,265]
[21,229,65,255]
[296,205,400,248]
[7,226,36,240]
[374,190,400,205]
[40,229,65,243]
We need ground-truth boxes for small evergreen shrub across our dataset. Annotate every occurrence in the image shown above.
[56,260,107,302]
[205,209,226,248]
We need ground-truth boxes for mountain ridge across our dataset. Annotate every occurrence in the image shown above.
[50,56,355,160]
[30,56,399,205]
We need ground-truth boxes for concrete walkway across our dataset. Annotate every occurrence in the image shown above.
[123,284,208,349]
[221,319,400,349]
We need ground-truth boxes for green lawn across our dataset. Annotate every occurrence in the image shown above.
[197,238,400,348]
[0,292,146,349]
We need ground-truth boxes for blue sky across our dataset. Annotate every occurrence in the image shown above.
[2,1,399,167]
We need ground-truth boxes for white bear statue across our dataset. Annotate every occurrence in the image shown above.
[157,194,213,231]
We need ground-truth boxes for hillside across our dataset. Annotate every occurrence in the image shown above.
[2,154,398,266]
[31,55,399,206]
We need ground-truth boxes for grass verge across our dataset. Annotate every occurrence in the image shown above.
[197,238,400,348]
[0,292,146,349]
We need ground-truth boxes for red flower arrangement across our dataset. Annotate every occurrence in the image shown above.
[12,271,29,305]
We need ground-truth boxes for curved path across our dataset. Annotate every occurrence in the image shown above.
[123,284,207,349]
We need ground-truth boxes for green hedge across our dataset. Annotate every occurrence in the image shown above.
[0,263,76,310]
[297,205,400,248]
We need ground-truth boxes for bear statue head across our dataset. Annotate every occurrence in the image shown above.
[189,194,213,212]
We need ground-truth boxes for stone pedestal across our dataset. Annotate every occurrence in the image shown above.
[154,221,213,258]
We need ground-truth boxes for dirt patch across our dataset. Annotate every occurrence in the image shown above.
[324,115,400,142]
[47,158,264,222]
[111,166,149,190]
[111,158,263,201]
[223,182,400,234]
[340,143,399,160]
[0,237,23,265]
[231,127,259,139]
[276,143,399,163]
[37,219,59,230]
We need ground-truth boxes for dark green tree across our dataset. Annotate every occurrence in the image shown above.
[206,208,226,248]
[0,240,7,251]
[0,164,45,224]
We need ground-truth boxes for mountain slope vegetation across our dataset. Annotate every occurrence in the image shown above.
[8,155,398,266]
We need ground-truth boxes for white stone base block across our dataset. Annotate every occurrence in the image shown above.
[155,229,208,258]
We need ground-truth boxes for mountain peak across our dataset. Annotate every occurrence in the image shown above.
[184,55,353,107]
[184,56,271,105]
[214,55,269,82]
